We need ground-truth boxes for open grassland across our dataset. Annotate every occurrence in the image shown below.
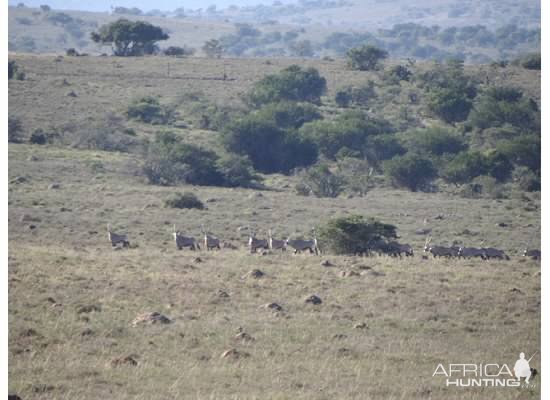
[8,142,540,399]
[9,54,541,398]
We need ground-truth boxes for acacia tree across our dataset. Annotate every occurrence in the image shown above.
[91,19,168,56]
[346,45,388,71]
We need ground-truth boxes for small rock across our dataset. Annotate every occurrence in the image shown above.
[48,183,61,190]
[217,290,230,298]
[10,176,27,184]
[333,334,347,340]
[27,155,39,161]
[510,288,523,294]
[415,228,431,235]
[20,214,41,223]
[59,207,72,212]
[205,198,218,203]
[194,257,203,263]
[132,311,172,326]
[243,269,265,279]
[28,224,37,230]
[304,295,322,305]
[77,304,101,314]
[320,260,334,267]
[81,328,94,336]
[111,356,138,367]
[339,270,360,278]
[497,222,509,227]
[220,348,250,360]
[354,322,368,329]
[8,394,22,400]
[263,302,282,312]
[66,90,77,97]
[234,332,255,342]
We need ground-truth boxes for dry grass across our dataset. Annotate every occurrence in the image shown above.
[8,54,540,399]
[8,142,540,399]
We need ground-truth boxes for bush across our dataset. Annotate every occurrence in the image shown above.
[247,65,327,107]
[216,154,262,188]
[29,129,49,145]
[126,97,174,124]
[8,61,25,80]
[222,115,317,174]
[496,135,540,173]
[164,192,204,209]
[8,117,23,143]
[385,65,412,83]
[253,101,321,129]
[72,128,139,152]
[144,132,224,186]
[318,215,397,255]
[405,127,466,156]
[298,163,345,198]
[520,53,541,70]
[512,166,540,192]
[346,45,388,71]
[300,110,393,159]
[442,151,487,185]
[384,154,437,191]
[163,46,195,57]
[468,87,539,133]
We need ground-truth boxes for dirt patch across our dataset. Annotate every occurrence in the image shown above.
[132,312,172,326]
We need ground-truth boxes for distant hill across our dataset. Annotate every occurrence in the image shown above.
[8,0,540,63]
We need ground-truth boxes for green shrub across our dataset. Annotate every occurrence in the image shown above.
[335,89,352,107]
[512,166,540,192]
[346,45,388,71]
[222,115,317,174]
[496,135,540,173]
[298,163,346,198]
[385,65,412,83]
[442,151,487,185]
[406,127,466,156]
[300,110,393,159]
[126,96,174,124]
[8,117,23,143]
[144,132,224,186]
[318,215,397,255]
[254,101,321,129]
[8,61,25,80]
[163,46,195,57]
[468,87,539,133]
[364,134,407,165]
[247,65,327,107]
[164,192,204,210]
[334,82,377,108]
[216,154,262,188]
[29,129,49,145]
[384,154,437,191]
[520,53,541,70]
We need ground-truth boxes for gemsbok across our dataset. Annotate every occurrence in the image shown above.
[268,229,286,251]
[285,228,319,255]
[424,237,456,258]
[201,225,221,250]
[173,225,200,250]
[247,227,269,253]
[107,224,130,248]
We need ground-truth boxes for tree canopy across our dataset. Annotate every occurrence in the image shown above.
[91,19,168,56]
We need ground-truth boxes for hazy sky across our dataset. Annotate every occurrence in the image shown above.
[9,0,292,12]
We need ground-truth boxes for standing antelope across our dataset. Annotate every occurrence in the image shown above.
[424,237,456,258]
[285,228,320,255]
[247,227,269,253]
[201,225,221,250]
[387,241,414,257]
[173,225,200,250]
[458,247,486,259]
[268,229,286,251]
[107,224,130,248]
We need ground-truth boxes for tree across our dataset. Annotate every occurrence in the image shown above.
[91,19,168,56]
[222,115,317,174]
[346,45,388,71]
[406,127,466,156]
[299,163,345,198]
[247,65,326,107]
[318,215,397,255]
[202,39,223,58]
[384,154,437,191]
[40,4,51,12]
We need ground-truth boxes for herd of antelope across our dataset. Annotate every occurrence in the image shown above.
[107,224,540,260]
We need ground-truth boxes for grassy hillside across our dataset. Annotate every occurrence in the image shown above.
[8,53,542,399]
